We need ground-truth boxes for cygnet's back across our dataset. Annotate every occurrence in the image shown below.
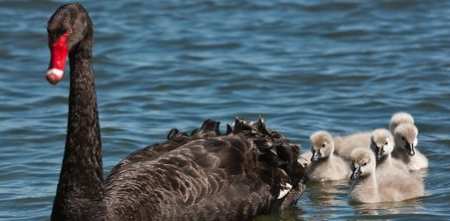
[376,171,424,202]
[334,132,371,161]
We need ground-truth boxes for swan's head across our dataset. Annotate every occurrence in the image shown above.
[389,112,414,133]
[46,3,92,85]
[394,123,418,156]
[369,128,394,162]
[350,148,375,180]
[310,131,334,162]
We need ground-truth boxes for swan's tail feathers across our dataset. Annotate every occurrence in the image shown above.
[224,117,307,207]
[192,117,307,210]
[253,117,270,136]
[200,119,221,136]
[166,128,189,142]
[188,119,221,138]
[166,128,179,140]
[232,117,254,134]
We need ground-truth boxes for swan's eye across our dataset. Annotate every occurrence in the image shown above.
[401,136,406,141]
[321,144,326,148]
[385,141,388,145]
[362,162,367,166]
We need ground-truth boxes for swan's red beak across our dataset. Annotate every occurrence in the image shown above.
[46,32,69,85]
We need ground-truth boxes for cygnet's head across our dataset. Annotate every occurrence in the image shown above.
[370,128,394,162]
[389,112,415,133]
[310,131,334,162]
[394,123,418,156]
[350,148,376,180]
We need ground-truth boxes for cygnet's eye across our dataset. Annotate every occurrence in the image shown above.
[384,141,388,145]
[401,136,406,141]
[321,143,325,148]
[362,162,367,166]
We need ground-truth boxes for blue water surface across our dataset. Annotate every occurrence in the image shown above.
[0,0,449,220]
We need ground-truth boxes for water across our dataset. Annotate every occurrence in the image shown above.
[0,0,449,220]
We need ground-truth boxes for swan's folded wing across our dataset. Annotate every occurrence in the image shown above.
[104,119,305,220]
[104,136,304,220]
[104,136,264,219]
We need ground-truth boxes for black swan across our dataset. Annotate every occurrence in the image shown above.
[46,3,305,221]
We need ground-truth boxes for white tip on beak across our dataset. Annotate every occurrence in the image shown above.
[46,68,64,78]
[46,68,64,85]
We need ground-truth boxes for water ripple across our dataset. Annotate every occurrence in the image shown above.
[0,0,449,220]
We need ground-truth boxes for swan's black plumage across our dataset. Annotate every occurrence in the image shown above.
[48,3,305,221]
[104,118,305,220]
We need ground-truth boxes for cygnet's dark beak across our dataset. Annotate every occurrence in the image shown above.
[311,150,321,162]
[351,166,361,180]
[405,142,415,156]
[375,146,384,161]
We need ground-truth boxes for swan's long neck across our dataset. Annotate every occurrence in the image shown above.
[52,31,104,220]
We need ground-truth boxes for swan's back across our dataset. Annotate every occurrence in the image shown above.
[104,119,305,221]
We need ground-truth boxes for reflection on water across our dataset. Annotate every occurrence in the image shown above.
[254,208,306,221]
[297,168,432,220]
[308,180,350,207]
[351,199,424,216]
[296,180,352,220]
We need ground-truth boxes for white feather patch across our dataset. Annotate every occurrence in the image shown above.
[277,183,292,199]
